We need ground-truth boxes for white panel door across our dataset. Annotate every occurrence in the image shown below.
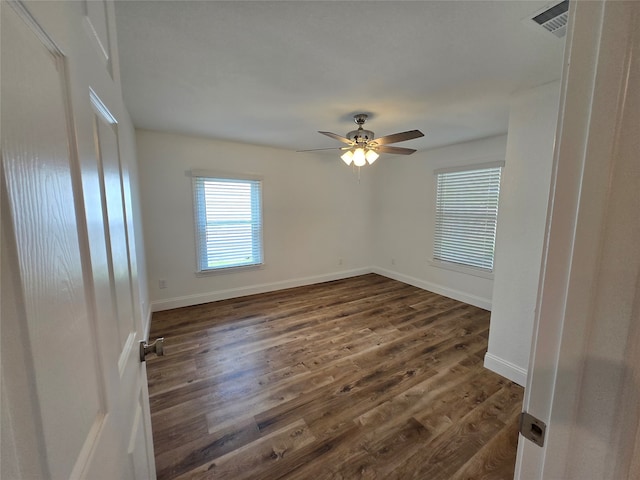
[516,1,640,478]
[1,2,155,478]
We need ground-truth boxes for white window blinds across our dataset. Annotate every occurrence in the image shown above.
[433,164,502,272]
[193,175,263,272]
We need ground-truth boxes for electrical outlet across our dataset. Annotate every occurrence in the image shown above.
[338,258,343,265]
[159,279,167,289]
[391,258,396,266]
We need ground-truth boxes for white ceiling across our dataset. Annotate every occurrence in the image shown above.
[114,1,565,153]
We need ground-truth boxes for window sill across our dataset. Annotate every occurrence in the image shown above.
[429,260,494,280]
[195,263,264,277]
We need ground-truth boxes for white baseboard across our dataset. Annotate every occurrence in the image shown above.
[150,268,372,312]
[151,266,493,314]
[371,266,492,311]
[484,352,527,386]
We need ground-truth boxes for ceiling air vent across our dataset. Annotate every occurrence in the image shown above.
[530,0,569,38]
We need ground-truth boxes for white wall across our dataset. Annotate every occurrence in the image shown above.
[371,135,508,310]
[137,111,561,355]
[485,81,561,386]
[136,130,374,311]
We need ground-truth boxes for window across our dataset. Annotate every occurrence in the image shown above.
[193,173,263,272]
[433,162,503,273]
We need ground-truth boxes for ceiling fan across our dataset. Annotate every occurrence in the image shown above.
[299,114,424,166]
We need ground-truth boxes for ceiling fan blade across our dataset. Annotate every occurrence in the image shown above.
[296,147,349,152]
[318,131,354,145]
[372,129,424,145]
[375,145,417,155]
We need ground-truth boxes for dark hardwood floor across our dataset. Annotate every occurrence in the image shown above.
[147,273,523,479]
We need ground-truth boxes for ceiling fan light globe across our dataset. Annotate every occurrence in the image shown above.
[353,148,366,167]
[365,149,379,164]
[341,150,354,165]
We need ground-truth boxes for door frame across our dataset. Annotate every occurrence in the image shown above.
[516,0,640,478]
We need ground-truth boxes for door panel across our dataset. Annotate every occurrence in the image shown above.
[82,0,112,75]
[1,186,49,479]
[1,6,105,478]
[91,96,137,362]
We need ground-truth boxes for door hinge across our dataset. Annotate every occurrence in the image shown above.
[519,411,546,447]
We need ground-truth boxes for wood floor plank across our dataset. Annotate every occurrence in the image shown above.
[174,419,316,480]
[401,386,521,479]
[147,274,523,479]
[152,413,209,457]
[450,410,521,480]
[155,416,261,479]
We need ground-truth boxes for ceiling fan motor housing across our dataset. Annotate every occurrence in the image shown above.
[347,128,375,144]
[347,114,375,145]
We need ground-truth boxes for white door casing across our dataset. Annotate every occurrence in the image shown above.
[517,0,640,478]
[1,1,155,478]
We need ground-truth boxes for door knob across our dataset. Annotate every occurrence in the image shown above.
[139,338,164,362]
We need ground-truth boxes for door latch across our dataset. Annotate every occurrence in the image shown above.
[519,411,546,447]
[139,338,164,362]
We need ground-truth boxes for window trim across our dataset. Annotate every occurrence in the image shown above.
[433,160,505,176]
[429,258,496,279]
[432,160,504,276]
[191,170,264,274]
